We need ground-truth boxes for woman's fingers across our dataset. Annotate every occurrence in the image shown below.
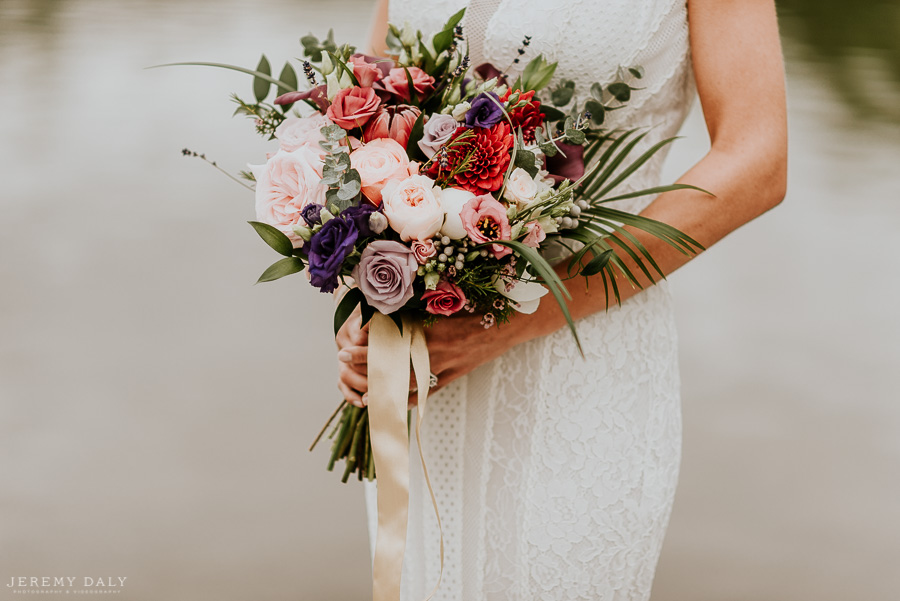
[339,362,368,393]
[338,380,364,408]
[337,345,368,375]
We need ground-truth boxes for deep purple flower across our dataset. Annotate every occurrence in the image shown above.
[307,217,358,293]
[340,202,380,237]
[465,92,503,128]
[301,203,323,226]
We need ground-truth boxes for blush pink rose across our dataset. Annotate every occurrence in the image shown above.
[350,138,413,204]
[376,67,435,101]
[421,280,467,316]
[326,86,381,130]
[411,239,437,264]
[250,147,326,248]
[380,174,444,241]
[521,220,546,248]
[460,194,512,258]
[348,55,384,88]
[364,105,421,148]
[273,113,332,153]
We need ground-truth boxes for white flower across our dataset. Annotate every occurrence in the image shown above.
[503,167,539,208]
[451,101,471,121]
[325,61,354,101]
[439,187,476,239]
[381,174,445,241]
[493,270,549,314]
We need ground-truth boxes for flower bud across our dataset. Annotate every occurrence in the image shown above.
[291,224,313,241]
[424,271,440,290]
[320,208,335,223]
[368,211,388,235]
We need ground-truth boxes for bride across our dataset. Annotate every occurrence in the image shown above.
[335,0,787,598]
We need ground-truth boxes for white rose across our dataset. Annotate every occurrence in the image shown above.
[503,167,539,208]
[381,174,444,241]
[439,187,476,239]
[451,101,471,121]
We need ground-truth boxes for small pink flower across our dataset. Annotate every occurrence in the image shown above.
[348,55,384,88]
[521,220,546,248]
[411,239,437,264]
[421,280,467,316]
[326,86,381,130]
[376,67,435,101]
[460,194,512,258]
[364,105,421,148]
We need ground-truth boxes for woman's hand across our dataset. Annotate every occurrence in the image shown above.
[335,306,369,408]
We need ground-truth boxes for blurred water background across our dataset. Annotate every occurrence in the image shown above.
[0,1,898,599]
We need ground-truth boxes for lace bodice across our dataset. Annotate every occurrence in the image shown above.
[366,2,696,599]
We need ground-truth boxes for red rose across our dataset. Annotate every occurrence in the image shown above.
[499,88,545,143]
[364,104,421,148]
[427,122,514,194]
[376,67,435,101]
[326,86,381,130]
[421,280,467,316]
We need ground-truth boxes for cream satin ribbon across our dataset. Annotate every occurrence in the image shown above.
[368,313,444,601]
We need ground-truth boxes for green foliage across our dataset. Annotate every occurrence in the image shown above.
[301,29,339,62]
[318,125,361,211]
[334,288,364,336]
[253,55,271,102]
[518,54,558,92]
[248,221,293,257]
[257,257,305,283]
[550,80,575,107]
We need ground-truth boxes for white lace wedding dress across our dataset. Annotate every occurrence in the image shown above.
[364,1,697,599]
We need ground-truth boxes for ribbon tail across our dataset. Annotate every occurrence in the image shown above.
[409,320,444,601]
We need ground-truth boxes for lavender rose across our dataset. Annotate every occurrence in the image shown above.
[417,114,459,159]
[465,92,503,128]
[307,217,358,293]
[351,240,417,314]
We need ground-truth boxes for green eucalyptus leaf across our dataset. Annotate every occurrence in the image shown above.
[628,66,645,79]
[514,147,539,177]
[257,257,304,283]
[337,179,361,201]
[248,221,293,257]
[608,82,631,103]
[564,128,586,145]
[539,105,566,122]
[550,81,575,107]
[585,99,605,126]
[254,55,272,102]
[590,82,604,101]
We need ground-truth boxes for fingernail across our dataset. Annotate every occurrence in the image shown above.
[361,393,368,406]
[337,350,352,363]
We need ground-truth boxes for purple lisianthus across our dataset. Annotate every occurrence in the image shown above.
[301,203,323,226]
[418,113,458,159]
[307,217,358,293]
[465,92,503,128]
[351,240,417,314]
[340,202,380,237]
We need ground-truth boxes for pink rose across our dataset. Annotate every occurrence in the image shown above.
[411,239,437,264]
[251,147,326,247]
[351,240,418,314]
[521,220,546,248]
[273,114,332,153]
[460,194,512,258]
[326,86,381,130]
[381,174,444,241]
[421,280,467,316]
[376,67,435,101]
[364,105,421,148]
[348,55,384,88]
[350,138,413,204]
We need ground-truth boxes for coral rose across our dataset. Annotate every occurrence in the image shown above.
[459,193,512,258]
[364,105,421,148]
[250,147,326,248]
[326,86,381,130]
[421,280,467,316]
[376,67,435,101]
[350,138,413,203]
[381,174,444,241]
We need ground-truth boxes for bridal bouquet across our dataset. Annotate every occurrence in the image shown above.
[167,8,706,598]
[168,8,704,482]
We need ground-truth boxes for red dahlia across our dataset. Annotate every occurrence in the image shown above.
[428,122,514,194]
[499,88,545,143]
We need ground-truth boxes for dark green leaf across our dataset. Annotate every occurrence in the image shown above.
[248,221,293,256]
[359,301,376,328]
[628,66,645,79]
[334,288,364,336]
[514,147,539,177]
[608,82,631,103]
[257,257,304,283]
[442,7,466,32]
[590,82,604,101]
[539,105,566,122]
[254,55,272,103]
[550,82,575,107]
[580,249,613,276]
[585,99,605,126]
